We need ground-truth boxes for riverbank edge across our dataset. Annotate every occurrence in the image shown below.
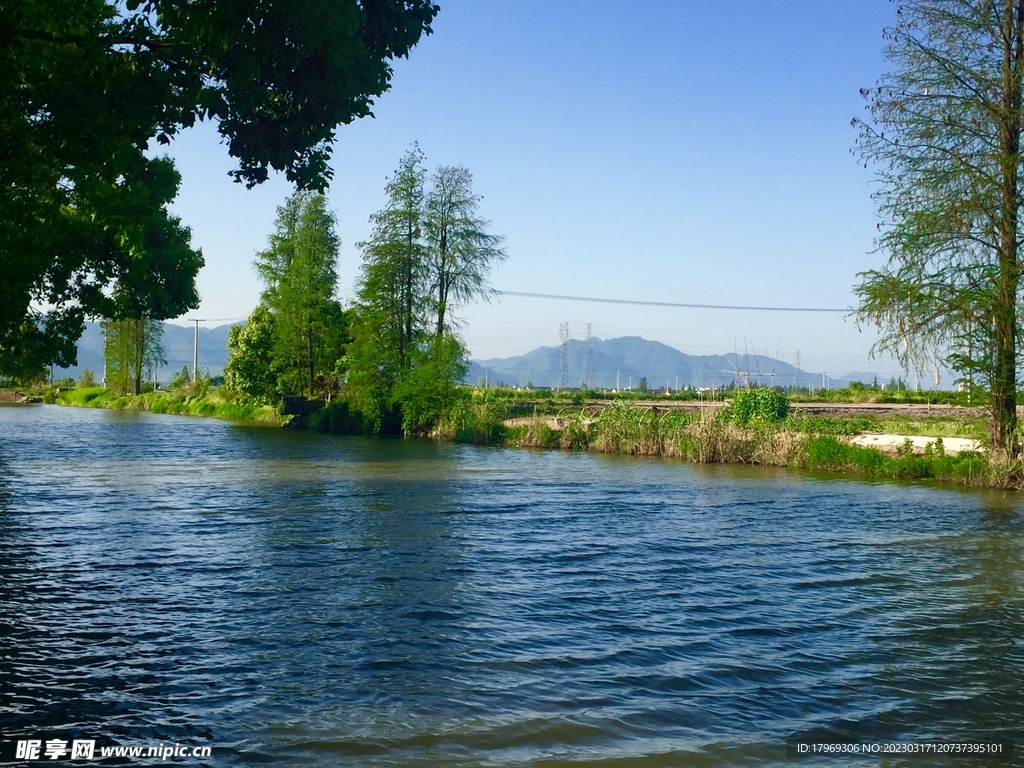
[47,388,1011,490]
[308,401,1008,491]
[53,387,288,425]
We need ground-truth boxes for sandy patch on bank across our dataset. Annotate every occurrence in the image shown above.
[504,416,563,429]
[849,434,982,455]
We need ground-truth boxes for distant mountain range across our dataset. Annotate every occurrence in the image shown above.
[55,326,896,392]
[466,336,886,391]
[54,322,233,384]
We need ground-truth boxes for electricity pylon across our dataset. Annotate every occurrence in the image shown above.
[558,322,569,391]
[584,323,594,389]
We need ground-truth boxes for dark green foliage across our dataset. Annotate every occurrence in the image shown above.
[348,149,429,423]
[357,146,429,369]
[724,388,788,425]
[788,415,881,436]
[1,0,437,371]
[308,400,369,436]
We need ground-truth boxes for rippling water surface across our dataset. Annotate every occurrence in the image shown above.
[2,405,1023,766]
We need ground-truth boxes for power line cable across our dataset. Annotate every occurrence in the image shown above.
[494,290,849,313]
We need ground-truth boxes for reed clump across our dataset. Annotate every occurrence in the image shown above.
[434,397,508,445]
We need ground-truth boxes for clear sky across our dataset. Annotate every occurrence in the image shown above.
[161,0,910,380]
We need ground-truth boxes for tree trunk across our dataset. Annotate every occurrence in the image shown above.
[402,220,414,366]
[992,0,1024,461]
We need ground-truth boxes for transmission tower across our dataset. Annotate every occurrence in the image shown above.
[584,323,594,389]
[557,322,569,391]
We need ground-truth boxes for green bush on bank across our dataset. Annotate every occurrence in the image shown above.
[722,388,788,425]
[489,402,1002,489]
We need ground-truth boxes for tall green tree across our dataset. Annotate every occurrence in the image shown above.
[1,0,439,371]
[360,146,429,367]
[854,0,1024,459]
[424,165,507,340]
[102,318,165,396]
[348,148,429,422]
[348,153,506,433]
[255,192,348,398]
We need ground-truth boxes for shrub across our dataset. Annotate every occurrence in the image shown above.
[724,388,788,425]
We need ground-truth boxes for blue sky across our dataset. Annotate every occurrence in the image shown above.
[162,1,914,380]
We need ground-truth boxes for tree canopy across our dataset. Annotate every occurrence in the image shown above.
[0,0,438,376]
[854,0,1024,458]
[425,165,507,339]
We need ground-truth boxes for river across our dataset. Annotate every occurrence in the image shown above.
[1,405,1022,766]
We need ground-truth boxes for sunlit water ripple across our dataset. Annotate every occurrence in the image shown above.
[1,405,1023,766]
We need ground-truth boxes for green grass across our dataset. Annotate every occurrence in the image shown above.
[802,435,988,483]
[56,387,284,424]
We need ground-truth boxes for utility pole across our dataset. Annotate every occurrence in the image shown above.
[616,370,620,391]
[558,322,569,392]
[191,318,205,382]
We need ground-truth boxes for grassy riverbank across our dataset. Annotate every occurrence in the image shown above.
[54,386,286,424]
[303,388,1010,490]
[36,381,1015,489]
[499,407,992,487]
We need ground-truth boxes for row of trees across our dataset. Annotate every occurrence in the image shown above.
[225,149,505,433]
